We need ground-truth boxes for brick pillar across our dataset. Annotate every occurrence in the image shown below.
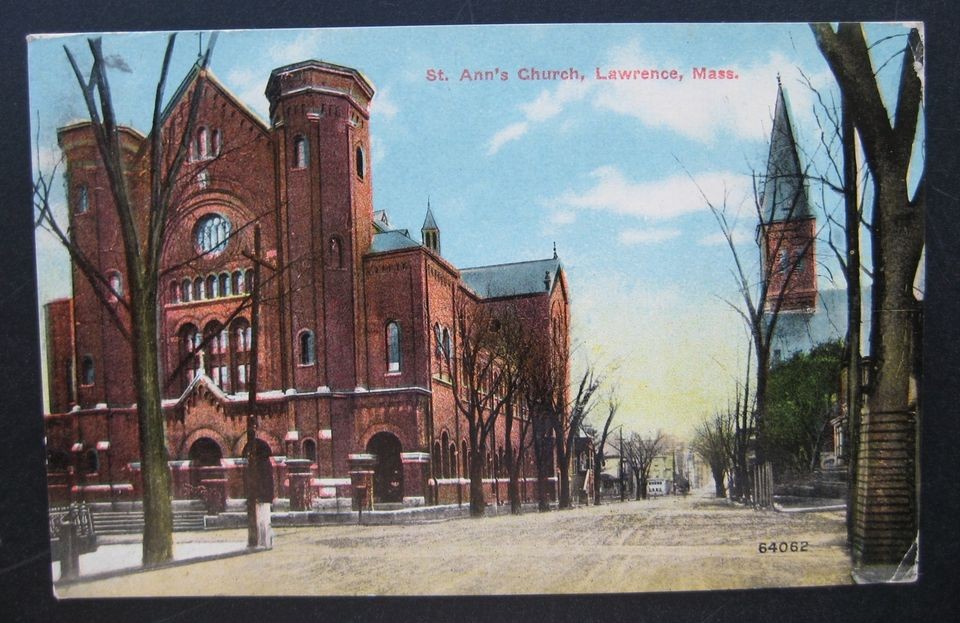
[852,409,917,565]
[286,458,315,511]
[348,453,376,510]
[400,451,430,507]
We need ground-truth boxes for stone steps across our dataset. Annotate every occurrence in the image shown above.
[91,510,206,535]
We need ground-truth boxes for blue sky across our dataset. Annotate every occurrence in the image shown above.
[28,23,922,436]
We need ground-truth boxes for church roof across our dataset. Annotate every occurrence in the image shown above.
[370,229,421,253]
[460,257,562,299]
[761,84,811,223]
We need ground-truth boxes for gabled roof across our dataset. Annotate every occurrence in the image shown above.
[460,257,563,299]
[370,229,421,254]
[160,62,269,133]
[761,83,811,223]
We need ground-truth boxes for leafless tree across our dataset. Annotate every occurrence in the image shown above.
[442,293,531,517]
[692,409,735,498]
[32,35,216,565]
[811,23,924,561]
[590,393,619,505]
[623,431,665,500]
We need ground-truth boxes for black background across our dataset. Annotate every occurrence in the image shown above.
[1,2,957,621]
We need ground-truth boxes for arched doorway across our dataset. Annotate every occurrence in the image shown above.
[366,432,403,504]
[241,439,274,503]
[188,437,223,487]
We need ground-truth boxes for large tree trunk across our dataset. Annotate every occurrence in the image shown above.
[711,465,727,498]
[131,283,173,565]
[556,447,572,509]
[468,449,486,517]
[592,451,603,505]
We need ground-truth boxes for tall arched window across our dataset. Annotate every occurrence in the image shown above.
[81,355,95,386]
[212,129,222,156]
[293,136,309,169]
[170,280,180,304]
[433,441,442,477]
[179,324,200,388]
[107,271,123,300]
[204,321,228,389]
[193,277,204,301]
[197,127,210,159]
[440,431,450,478]
[244,269,254,294]
[76,184,89,214]
[205,275,218,299]
[181,278,192,302]
[386,321,401,372]
[219,272,230,297]
[328,236,342,269]
[449,442,457,480]
[302,439,317,464]
[232,270,243,295]
[229,318,251,391]
[355,145,365,179]
[299,330,316,366]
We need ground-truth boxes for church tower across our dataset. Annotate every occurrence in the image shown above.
[759,80,817,313]
[266,61,375,391]
[421,201,441,254]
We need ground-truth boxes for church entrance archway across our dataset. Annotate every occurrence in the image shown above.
[188,437,223,487]
[241,439,274,502]
[366,432,403,504]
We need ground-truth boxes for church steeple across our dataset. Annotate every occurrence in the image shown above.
[759,80,817,313]
[761,81,811,224]
[421,200,440,254]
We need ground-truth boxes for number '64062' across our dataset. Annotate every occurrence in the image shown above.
[758,541,809,553]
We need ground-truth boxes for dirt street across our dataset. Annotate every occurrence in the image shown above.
[57,491,852,597]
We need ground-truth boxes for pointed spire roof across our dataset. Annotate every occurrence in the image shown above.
[421,200,438,231]
[761,82,811,222]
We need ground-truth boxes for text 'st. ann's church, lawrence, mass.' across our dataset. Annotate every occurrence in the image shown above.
[44,59,569,509]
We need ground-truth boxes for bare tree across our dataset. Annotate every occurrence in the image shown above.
[811,22,923,563]
[590,393,619,505]
[33,35,216,565]
[692,410,735,498]
[624,431,665,500]
[443,293,530,517]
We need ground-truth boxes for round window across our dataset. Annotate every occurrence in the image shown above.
[195,213,231,256]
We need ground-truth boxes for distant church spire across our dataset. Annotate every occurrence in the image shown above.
[761,81,811,224]
[421,199,440,254]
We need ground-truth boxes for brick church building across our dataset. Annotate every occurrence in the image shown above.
[43,59,568,509]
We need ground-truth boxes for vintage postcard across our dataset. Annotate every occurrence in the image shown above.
[28,23,923,597]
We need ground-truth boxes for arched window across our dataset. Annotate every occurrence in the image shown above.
[386,321,401,372]
[75,184,89,214]
[197,127,210,159]
[81,355,95,386]
[302,438,317,464]
[449,442,457,480]
[433,441,442,477]
[193,276,204,301]
[179,324,200,388]
[170,280,180,304]
[440,431,450,478]
[205,274,218,299]
[244,269,254,294]
[229,318,251,391]
[328,236,342,269]
[293,135,309,169]
[107,270,123,300]
[355,145,365,179]
[232,270,243,295]
[85,449,99,474]
[299,330,316,366]
[181,278,192,302]
[442,327,451,361]
[212,129,222,156]
[219,272,230,297]
[204,321,228,389]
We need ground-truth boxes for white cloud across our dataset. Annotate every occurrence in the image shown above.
[486,121,529,155]
[370,86,398,120]
[549,210,577,226]
[554,166,750,220]
[225,67,270,119]
[370,135,386,167]
[268,30,324,64]
[697,228,754,246]
[618,227,681,245]
[593,41,831,144]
